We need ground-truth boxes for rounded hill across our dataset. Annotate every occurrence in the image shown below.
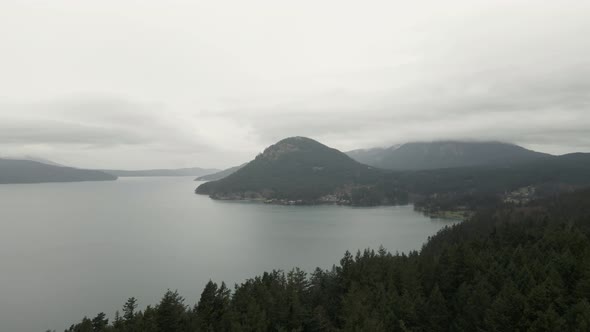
[195,137,381,201]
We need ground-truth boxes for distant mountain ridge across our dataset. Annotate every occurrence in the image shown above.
[195,164,247,181]
[0,158,117,184]
[346,145,401,167]
[196,137,380,201]
[346,141,551,170]
[0,155,65,167]
[103,167,219,177]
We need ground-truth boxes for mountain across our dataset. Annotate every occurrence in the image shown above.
[24,156,65,167]
[195,163,247,181]
[197,137,590,208]
[0,157,219,179]
[196,137,381,201]
[103,167,219,177]
[345,145,400,167]
[0,159,117,184]
[0,155,65,167]
[370,152,590,214]
[346,141,551,170]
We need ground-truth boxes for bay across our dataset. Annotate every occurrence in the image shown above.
[0,177,457,332]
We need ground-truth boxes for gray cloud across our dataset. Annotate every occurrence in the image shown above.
[218,64,590,152]
[2,98,168,146]
[0,97,225,168]
[0,1,589,167]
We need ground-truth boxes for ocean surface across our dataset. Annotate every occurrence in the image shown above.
[0,177,458,331]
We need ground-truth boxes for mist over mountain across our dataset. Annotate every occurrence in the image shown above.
[0,155,65,167]
[0,159,117,184]
[7,157,223,178]
[195,164,247,181]
[346,141,551,170]
[345,146,401,168]
[103,167,219,177]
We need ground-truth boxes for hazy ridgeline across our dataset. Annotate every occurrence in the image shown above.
[0,159,117,184]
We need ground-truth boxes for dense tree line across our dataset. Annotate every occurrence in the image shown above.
[62,188,590,331]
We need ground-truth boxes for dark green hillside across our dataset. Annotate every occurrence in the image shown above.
[347,141,551,170]
[397,152,590,194]
[63,188,590,332]
[0,158,117,184]
[196,137,381,201]
[365,152,590,212]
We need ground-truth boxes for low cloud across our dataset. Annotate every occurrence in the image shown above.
[1,1,589,167]
[0,97,224,168]
[217,64,590,153]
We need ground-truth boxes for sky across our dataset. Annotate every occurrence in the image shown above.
[0,0,589,169]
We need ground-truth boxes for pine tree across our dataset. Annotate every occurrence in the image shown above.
[91,312,108,332]
[194,280,218,331]
[425,284,450,331]
[123,297,138,322]
[156,289,187,332]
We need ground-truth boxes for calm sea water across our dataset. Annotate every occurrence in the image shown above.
[0,177,457,332]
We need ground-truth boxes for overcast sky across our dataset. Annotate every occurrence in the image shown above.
[1,0,589,169]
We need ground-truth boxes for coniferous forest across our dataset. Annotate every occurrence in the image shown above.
[62,188,590,332]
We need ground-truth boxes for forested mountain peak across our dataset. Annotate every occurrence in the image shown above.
[347,140,551,170]
[398,140,536,157]
[257,136,340,162]
[195,137,379,201]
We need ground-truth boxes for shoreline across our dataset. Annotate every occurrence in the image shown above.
[197,192,469,220]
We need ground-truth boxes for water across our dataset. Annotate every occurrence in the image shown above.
[0,177,457,332]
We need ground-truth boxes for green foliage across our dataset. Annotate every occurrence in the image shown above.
[91,313,109,331]
[156,290,187,332]
[65,189,590,331]
[123,297,138,322]
[193,281,231,331]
